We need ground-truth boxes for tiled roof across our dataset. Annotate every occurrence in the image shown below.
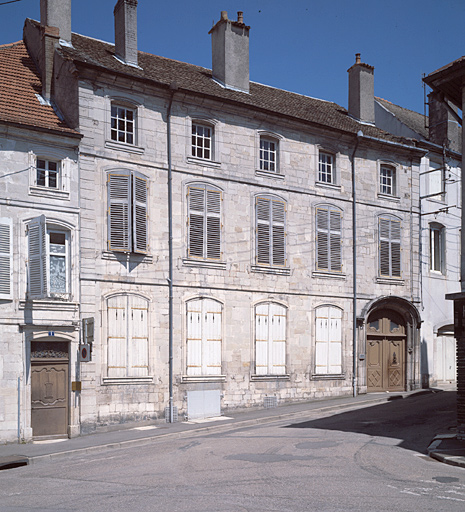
[52,26,416,147]
[0,41,78,135]
[375,97,428,140]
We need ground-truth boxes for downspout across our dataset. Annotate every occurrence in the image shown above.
[351,131,363,397]
[167,82,178,423]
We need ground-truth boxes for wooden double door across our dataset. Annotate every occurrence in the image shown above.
[367,311,406,392]
[31,341,69,438]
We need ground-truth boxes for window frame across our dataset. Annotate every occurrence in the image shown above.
[191,121,214,161]
[379,164,397,197]
[430,223,445,274]
[255,195,287,268]
[107,169,149,255]
[378,215,402,278]
[259,136,278,173]
[35,158,60,189]
[110,103,136,145]
[318,151,336,185]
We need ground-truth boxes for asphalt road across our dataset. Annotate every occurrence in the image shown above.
[0,390,464,511]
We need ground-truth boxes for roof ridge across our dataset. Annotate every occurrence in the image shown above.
[0,40,23,49]
[376,96,424,117]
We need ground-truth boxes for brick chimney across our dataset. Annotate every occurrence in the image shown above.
[39,0,72,101]
[209,11,250,93]
[348,53,375,124]
[114,0,138,66]
[428,91,461,152]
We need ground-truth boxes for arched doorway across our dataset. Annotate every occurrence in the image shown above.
[366,309,406,392]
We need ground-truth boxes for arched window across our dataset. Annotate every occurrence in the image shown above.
[107,294,149,378]
[186,298,222,376]
[255,302,287,375]
[315,306,342,375]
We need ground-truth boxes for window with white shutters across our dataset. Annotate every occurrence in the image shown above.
[316,206,342,272]
[107,294,149,378]
[256,196,286,267]
[315,306,342,375]
[0,218,12,300]
[27,216,71,300]
[186,298,222,376]
[255,302,286,375]
[379,216,401,278]
[187,185,222,260]
[107,170,148,254]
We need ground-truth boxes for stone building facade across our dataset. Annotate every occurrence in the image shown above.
[0,0,436,441]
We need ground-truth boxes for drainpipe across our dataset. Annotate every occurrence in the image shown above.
[167,82,178,423]
[351,131,363,397]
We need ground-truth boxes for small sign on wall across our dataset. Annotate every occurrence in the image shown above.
[79,344,91,362]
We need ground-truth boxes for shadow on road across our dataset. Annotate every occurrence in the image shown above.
[285,389,457,454]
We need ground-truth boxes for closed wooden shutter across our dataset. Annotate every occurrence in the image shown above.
[107,295,128,377]
[108,172,131,252]
[255,302,286,375]
[379,217,401,277]
[256,197,286,266]
[188,187,205,258]
[315,306,342,374]
[316,207,341,272]
[128,295,149,376]
[133,173,148,254]
[28,215,47,299]
[187,298,222,375]
[0,219,12,300]
[206,189,221,260]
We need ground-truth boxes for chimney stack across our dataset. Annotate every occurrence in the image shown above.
[348,53,375,124]
[114,0,138,66]
[40,0,72,42]
[209,11,250,93]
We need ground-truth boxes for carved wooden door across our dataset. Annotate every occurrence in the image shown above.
[367,311,406,392]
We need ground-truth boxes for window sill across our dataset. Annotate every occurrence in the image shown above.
[251,265,291,276]
[377,193,400,202]
[187,156,221,169]
[182,258,226,270]
[102,251,153,263]
[255,169,284,180]
[181,375,226,383]
[251,374,290,381]
[428,270,446,279]
[20,300,79,311]
[312,271,346,280]
[311,374,345,380]
[29,186,70,201]
[105,140,145,154]
[376,277,405,285]
[315,181,341,191]
[102,377,153,385]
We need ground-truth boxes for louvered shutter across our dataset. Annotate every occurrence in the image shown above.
[317,207,341,272]
[128,295,149,376]
[256,198,271,265]
[272,200,286,266]
[0,219,12,299]
[107,295,128,377]
[206,189,221,260]
[316,208,329,270]
[203,298,222,375]
[329,209,342,272]
[270,303,286,375]
[133,173,148,254]
[379,217,401,277]
[108,172,131,252]
[188,187,205,258]
[187,299,202,375]
[255,303,269,374]
[28,215,47,299]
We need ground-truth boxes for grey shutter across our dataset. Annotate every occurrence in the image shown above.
[206,189,221,260]
[272,200,286,266]
[317,207,342,272]
[108,172,131,252]
[133,173,148,254]
[28,215,47,299]
[256,197,271,264]
[0,219,12,299]
[316,208,329,270]
[379,217,401,277]
[188,187,205,258]
[329,209,342,272]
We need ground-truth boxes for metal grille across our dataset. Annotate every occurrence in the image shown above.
[264,396,278,409]
[165,406,178,423]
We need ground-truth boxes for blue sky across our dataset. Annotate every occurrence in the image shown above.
[1,0,464,115]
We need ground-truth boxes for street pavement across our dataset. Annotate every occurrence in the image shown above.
[0,385,463,468]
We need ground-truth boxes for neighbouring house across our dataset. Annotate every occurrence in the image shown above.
[1,0,433,441]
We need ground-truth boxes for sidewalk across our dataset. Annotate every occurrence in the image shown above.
[1,388,464,469]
